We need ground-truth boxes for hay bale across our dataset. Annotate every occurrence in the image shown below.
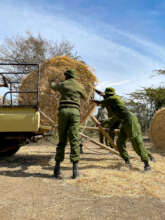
[19,56,97,125]
[150,107,165,149]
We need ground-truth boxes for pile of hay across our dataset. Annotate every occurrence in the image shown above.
[19,56,97,125]
[150,107,165,149]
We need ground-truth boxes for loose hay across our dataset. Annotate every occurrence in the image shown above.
[19,56,97,125]
[66,142,165,200]
[11,140,165,201]
[150,107,165,150]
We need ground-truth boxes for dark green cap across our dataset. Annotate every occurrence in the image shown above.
[105,87,115,95]
[64,69,75,78]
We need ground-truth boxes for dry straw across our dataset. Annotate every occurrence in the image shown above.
[150,107,165,150]
[65,142,165,200]
[19,56,97,125]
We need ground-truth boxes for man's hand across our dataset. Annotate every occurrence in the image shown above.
[49,80,56,88]
[91,99,102,105]
[95,89,104,97]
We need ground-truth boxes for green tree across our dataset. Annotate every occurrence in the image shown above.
[126,87,165,132]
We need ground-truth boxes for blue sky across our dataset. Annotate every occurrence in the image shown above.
[0,0,165,96]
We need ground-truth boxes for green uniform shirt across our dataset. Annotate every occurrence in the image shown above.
[101,95,130,120]
[50,78,87,109]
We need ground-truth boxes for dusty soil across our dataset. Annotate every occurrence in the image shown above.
[0,138,165,220]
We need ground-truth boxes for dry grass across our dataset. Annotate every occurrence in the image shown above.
[0,140,164,219]
[65,141,165,200]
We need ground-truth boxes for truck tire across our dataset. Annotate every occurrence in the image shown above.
[0,146,20,157]
[0,140,21,157]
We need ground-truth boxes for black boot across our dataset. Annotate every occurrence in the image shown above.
[54,161,62,179]
[144,161,151,172]
[148,154,156,162]
[72,162,79,179]
[124,158,132,168]
[80,145,84,154]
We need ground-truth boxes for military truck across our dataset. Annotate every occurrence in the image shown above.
[0,63,42,157]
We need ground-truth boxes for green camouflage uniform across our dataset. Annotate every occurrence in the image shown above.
[101,91,149,163]
[51,77,87,163]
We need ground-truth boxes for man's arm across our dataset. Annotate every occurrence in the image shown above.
[91,99,102,105]
[49,80,61,91]
[95,89,104,97]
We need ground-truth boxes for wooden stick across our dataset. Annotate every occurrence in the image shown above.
[90,115,119,152]
[80,126,120,133]
[80,126,105,131]
[80,132,119,156]
[40,111,57,128]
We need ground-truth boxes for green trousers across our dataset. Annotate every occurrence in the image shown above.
[116,113,149,162]
[55,107,80,163]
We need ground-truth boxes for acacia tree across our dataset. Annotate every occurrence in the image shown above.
[0,32,79,87]
[126,87,165,132]
[0,32,80,105]
[0,32,79,64]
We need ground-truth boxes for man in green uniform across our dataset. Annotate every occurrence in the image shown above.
[96,107,108,144]
[50,69,87,179]
[94,87,153,171]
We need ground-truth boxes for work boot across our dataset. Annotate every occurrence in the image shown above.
[72,162,79,179]
[148,154,156,162]
[144,161,151,172]
[54,161,62,179]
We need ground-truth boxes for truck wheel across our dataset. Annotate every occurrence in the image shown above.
[0,146,20,157]
[0,140,22,157]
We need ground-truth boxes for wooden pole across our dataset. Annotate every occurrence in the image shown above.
[90,115,119,152]
[80,126,120,133]
[80,132,119,156]
[80,102,96,123]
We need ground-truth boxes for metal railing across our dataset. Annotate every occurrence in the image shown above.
[0,63,40,109]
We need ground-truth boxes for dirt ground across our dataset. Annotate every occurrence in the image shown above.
[0,138,165,220]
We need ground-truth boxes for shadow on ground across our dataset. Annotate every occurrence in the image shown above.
[0,152,140,179]
[0,154,54,179]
